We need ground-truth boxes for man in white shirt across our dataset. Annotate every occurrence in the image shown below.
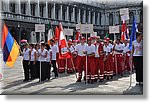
[84,37,96,84]
[76,37,86,82]
[50,39,59,78]
[103,40,111,80]
[114,38,124,75]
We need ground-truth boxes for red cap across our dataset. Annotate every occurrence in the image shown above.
[103,40,107,43]
[81,37,85,41]
[88,37,92,41]
[106,38,110,42]
[73,40,77,43]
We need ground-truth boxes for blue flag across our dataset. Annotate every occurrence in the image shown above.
[129,18,138,50]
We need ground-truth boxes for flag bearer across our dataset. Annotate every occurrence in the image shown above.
[72,40,78,72]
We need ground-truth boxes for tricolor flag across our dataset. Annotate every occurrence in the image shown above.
[121,20,129,42]
[47,21,53,45]
[75,30,82,40]
[2,23,20,68]
[129,18,138,50]
[58,23,71,59]
[55,26,59,40]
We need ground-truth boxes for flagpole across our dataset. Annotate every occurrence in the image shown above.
[85,33,88,84]
[39,32,42,82]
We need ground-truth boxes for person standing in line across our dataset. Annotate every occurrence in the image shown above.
[45,44,52,80]
[29,44,37,80]
[21,43,30,81]
[38,43,47,81]
[84,37,96,84]
[50,39,59,78]
[35,43,40,78]
[131,32,143,85]
[114,38,124,76]
[123,39,131,73]
[103,40,111,80]
[75,37,87,82]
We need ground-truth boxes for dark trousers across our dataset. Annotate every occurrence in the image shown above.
[23,60,30,80]
[52,60,58,77]
[133,56,143,82]
[46,62,51,80]
[29,61,37,79]
[39,62,47,81]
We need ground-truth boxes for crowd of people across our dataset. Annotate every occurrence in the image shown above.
[20,32,143,85]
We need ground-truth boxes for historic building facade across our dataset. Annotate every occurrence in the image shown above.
[0,0,143,44]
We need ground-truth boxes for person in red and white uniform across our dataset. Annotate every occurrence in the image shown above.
[106,38,114,79]
[94,36,100,82]
[123,39,131,73]
[72,40,78,72]
[114,38,124,76]
[66,39,75,73]
[84,37,96,84]
[75,37,87,82]
[103,40,111,80]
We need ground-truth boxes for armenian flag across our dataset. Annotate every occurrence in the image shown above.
[2,23,20,68]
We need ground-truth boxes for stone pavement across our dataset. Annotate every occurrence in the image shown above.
[0,56,143,95]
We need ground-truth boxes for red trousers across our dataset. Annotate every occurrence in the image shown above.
[76,56,86,79]
[104,56,111,77]
[86,56,96,80]
[108,54,114,76]
[73,57,77,71]
[57,59,66,73]
[99,55,104,79]
[94,57,100,80]
[114,54,123,74]
[124,55,130,72]
[67,58,74,73]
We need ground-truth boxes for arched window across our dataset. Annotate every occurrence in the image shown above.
[129,11,134,24]
[140,10,143,23]
[109,13,113,26]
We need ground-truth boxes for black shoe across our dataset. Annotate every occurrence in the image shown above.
[91,80,94,84]
[107,76,109,80]
[23,79,29,82]
[76,79,81,82]
[110,75,113,79]
[99,79,104,82]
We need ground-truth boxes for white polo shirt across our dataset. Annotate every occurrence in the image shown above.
[46,49,52,62]
[114,43,124,54]
[75,43,87,56]
[84,44,95,55]
[30,49,37,61]
[23,48,30,61]
[103,45,111,56]
[123,43,130,56]
[51,45,59,60]
[38,49,47,62]
[133,40,143,56]
[95,44,100,57]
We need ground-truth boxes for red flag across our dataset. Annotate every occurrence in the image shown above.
[121,20,129,41]
[58,23,72,59]
[75,30,82,40]
[55,26,59,40]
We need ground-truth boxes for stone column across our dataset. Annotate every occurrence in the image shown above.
[88,11,91,24]
[59,5,62,20]
[72,7,75,22]
[78,9,81,23]
[93,11,95,24]
[45,0,48,18]
[66,6,69,21]
[97,12,100,25]
[83,10,86,23]
[51,3,55,19]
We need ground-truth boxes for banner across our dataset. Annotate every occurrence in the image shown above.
[120,8,129,21]
[109,26,120,34]
[80,24,93,34]
[63,29,73,36]
[35,24,45,32]
[90,32,97,37]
